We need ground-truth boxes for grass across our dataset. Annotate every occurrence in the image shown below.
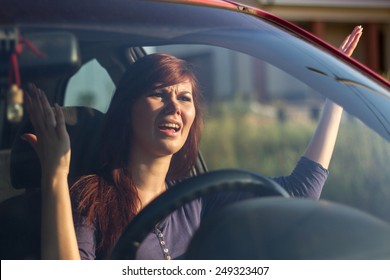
[200,100,390,223]
[325,119,390,222]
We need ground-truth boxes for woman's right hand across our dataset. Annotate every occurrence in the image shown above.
[22,83,71,178]
[23,84,80,259]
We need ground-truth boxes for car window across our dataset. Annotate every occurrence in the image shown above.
[153,44,390,224]
[64,59,115,113]
[60,29,390,226]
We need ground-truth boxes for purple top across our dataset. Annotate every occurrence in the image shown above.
[74,156,328,259]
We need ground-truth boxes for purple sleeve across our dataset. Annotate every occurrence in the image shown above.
[272,156,329,200]
[202,157,328,218]
[73,213,97,260]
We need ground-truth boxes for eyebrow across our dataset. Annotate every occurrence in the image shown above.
[179,90,193,95]
[156,88,193,95]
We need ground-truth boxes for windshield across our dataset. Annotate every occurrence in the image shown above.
[58,1,390,223]
[0,0,390,264]
[17,0,389,140]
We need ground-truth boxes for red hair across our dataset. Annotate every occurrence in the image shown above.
[71,53,203,258]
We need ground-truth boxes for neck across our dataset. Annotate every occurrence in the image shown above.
[128,148,172,209]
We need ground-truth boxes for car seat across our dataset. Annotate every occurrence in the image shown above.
[0,106,104,259]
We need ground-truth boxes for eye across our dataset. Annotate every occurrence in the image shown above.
[178,92,193,102]
[148,91,165,99]
[178,95,192,102]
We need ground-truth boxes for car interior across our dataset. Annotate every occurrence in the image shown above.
[0,30,211,258]
[1,1,390,260]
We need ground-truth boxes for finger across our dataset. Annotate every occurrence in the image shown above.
[54,104,68,139]
[27,83,46,133]
[339,27,358,50]
[339,34,351,51]
[339,26,362,52]
[37,87,57,128]
[342,28,363,57]
[344,31,362,56]
[28,83,58,133]
[24,90,33,116]
[28,83,44,115]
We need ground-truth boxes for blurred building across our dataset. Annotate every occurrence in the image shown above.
[246,0,390,75]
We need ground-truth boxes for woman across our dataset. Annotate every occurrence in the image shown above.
[23,26,363,260]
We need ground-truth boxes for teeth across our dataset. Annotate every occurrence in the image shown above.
[160,123,180,130]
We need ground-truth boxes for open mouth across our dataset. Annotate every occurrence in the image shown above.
[158,123,181,133]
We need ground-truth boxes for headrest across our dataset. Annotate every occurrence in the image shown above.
[10,106,105,189]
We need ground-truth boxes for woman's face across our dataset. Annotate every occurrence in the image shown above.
[131,80,196,158]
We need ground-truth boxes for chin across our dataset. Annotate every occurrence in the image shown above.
[155,145,183,157]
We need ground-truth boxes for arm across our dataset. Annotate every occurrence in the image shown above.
[303,26,363,169]
[23,84,80,259]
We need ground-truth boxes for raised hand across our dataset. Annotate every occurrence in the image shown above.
[339,25,363,57]
[303,25,363,169]
[23,83,71,177]
[23,84,80,259]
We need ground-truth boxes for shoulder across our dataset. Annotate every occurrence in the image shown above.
[71,174,101,195]
[70,174,103,212]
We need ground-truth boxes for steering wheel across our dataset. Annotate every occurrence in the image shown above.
[109,169,289,259]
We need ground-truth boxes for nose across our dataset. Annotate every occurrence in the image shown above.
[164,98,181,116]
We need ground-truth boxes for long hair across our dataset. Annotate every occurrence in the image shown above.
[71,53,203,258]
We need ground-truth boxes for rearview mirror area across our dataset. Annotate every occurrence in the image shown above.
[0,30,81,139]
[19,31,81,78]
